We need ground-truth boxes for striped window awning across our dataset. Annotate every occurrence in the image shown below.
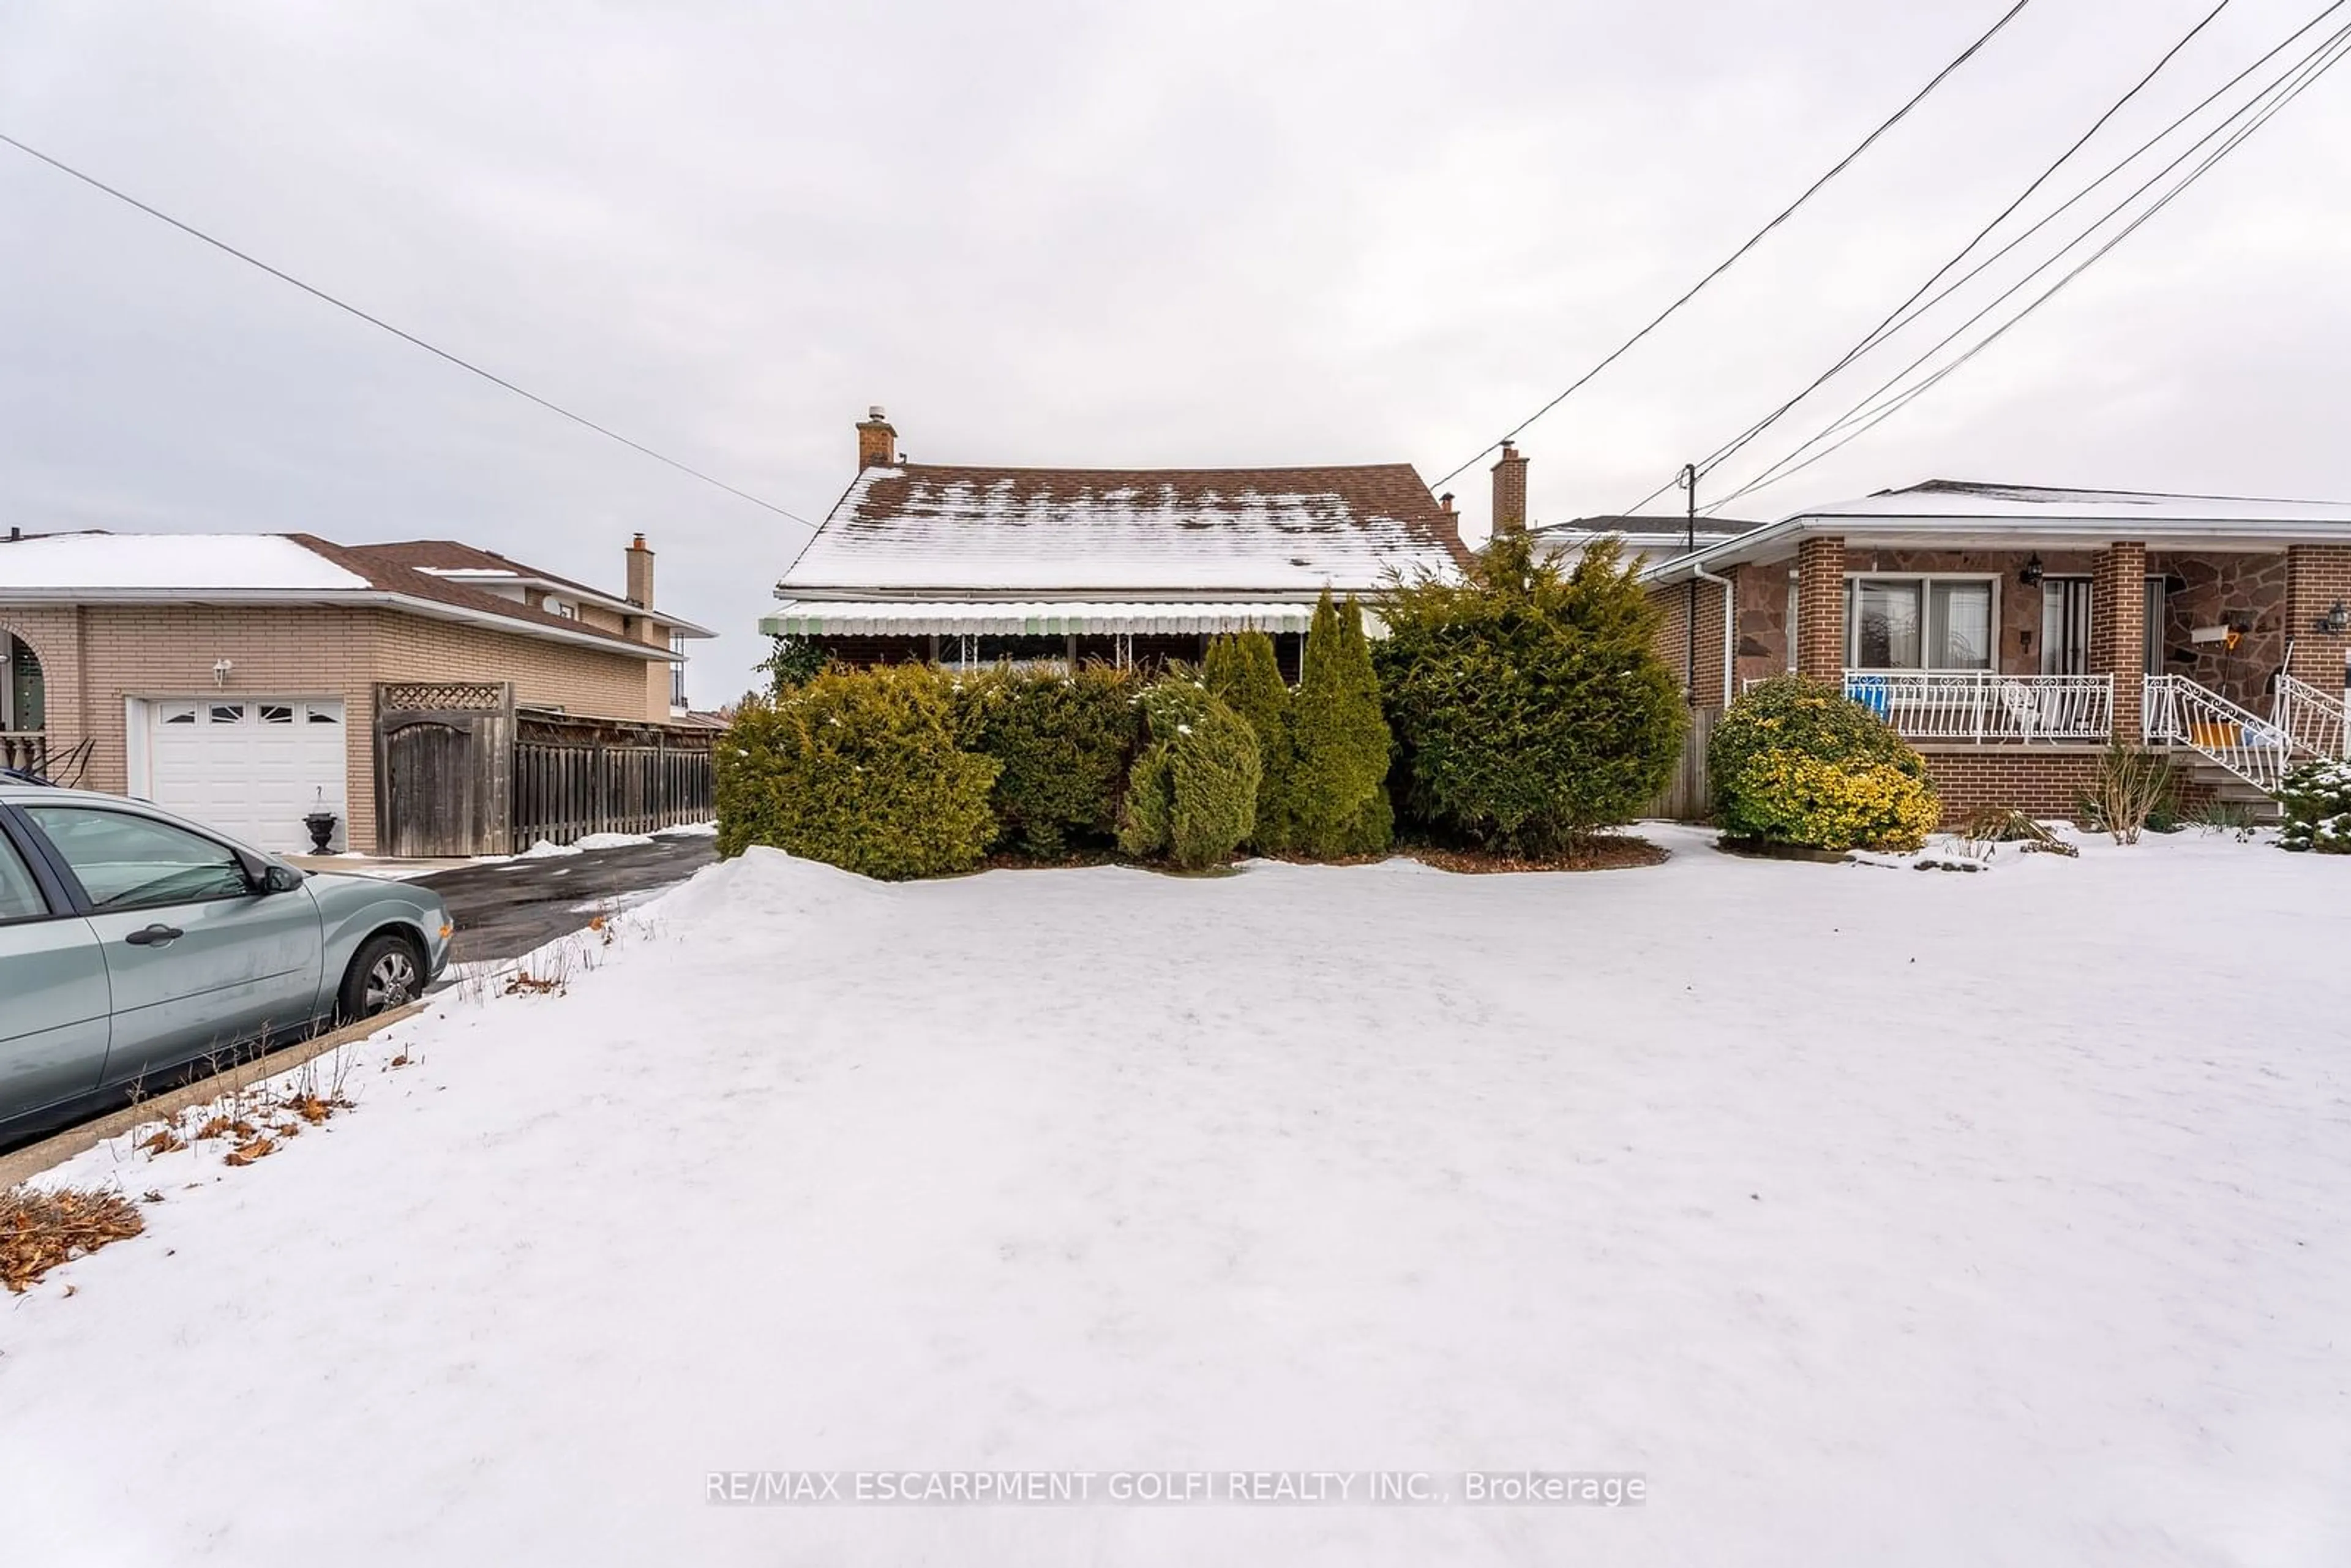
[759,601,1327,637]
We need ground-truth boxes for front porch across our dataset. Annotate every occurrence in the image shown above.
[1648,493,2351,822]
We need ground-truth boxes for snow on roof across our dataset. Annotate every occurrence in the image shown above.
[0,532,367,591]
[763,599,1326,637]
[780,462,1470,596]
[1804,480,2351,527]
[1641,479,2351,585]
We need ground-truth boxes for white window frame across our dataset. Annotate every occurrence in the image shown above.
[1843,572,2001,672]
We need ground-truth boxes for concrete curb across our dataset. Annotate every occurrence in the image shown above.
[0,1002,428,1190]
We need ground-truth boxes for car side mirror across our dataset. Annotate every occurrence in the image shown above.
[236,851,304,894]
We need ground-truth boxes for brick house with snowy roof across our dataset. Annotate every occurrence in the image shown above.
[764,408,1474,678]
[1630,477,2351,823]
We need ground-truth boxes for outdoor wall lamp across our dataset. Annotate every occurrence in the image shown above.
[2320,600,2350,634]
[2017,554,2044,587]
[211,658,234,688]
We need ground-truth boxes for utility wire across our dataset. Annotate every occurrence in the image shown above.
[1692,0,2240,484]
[1618,0,2345,518]
[0,130,820,530]
[1425,0,2034,493]
[1709,24,2351,509]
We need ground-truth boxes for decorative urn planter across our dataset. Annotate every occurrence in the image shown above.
[303,811,340,854]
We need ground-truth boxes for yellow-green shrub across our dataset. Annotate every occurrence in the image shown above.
[716,665,999,880]
[1711,675,1939,851]
[1723,751,1940,852]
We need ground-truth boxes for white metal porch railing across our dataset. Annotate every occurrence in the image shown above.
[2143,673,2297,793]
[2270,672,2347,760]
[1841,672,2114,743]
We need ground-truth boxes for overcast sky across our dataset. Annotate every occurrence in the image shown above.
[4,1,2347,699]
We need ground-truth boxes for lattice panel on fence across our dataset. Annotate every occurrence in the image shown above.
[380,682,508,713]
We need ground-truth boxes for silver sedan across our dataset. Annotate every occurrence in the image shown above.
[0,784,452,1142]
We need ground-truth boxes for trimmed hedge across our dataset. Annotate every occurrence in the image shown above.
[1203,631,1295,852]
[1289,591,1394,857]
[1711,675,1938,852]
[1374,531,1685,855]
[951,664,1141,857]
[716,664,999,880]
[1118,678,1263,870]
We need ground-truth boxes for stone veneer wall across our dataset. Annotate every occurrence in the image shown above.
[2153,550,2286,710]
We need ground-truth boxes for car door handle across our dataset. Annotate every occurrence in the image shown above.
[124,923,184,947]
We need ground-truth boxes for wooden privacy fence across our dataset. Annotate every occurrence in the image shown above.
[1649,705,1717,822]
[512,730,714,845]
[376,683,714,857]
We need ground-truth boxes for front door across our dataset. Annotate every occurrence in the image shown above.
[17,802,326,1086]
[2041,579,2093,675]
[0,816,110,1123]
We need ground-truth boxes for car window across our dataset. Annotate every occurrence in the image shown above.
[22,806,252,912]
[0,828,48,921]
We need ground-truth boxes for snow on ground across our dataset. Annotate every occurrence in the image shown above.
[510,830,671,858]
[512,837,584,859]
[2,825,2346,1565]
[653,820,720,839]
[575,830,657,849]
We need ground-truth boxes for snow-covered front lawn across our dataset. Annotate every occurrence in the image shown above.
[2,826,2345,1565]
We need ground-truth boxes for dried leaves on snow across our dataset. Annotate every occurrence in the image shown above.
[1,1187,146,1294]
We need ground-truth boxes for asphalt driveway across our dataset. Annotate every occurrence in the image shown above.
[421,836,717,967]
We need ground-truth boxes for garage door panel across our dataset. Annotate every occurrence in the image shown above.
[144,697,350,854]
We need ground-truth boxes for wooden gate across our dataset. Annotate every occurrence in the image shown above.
[1649,705,1717,822]
[375,683,515,858]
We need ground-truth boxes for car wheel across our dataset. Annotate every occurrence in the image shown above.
[340,932,424,1023]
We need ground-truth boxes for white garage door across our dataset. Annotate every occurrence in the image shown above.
[146,699,350,853]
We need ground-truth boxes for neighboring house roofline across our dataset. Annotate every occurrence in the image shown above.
[348,538,717,637]
[0,585,681,661]
[1640,479,2351,585]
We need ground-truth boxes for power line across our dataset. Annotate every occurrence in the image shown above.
[1690,0,2242,485]
[1618,0,2347,519]
[1427,0,2035,493]
[0,130,820,530]
[1709,24,2351,509]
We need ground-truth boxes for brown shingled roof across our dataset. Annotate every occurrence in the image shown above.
[286,535,662,656]
[785,461,1473,596]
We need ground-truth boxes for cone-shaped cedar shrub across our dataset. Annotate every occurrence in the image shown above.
[1202,631,1294,852]
[1288,590,1393,857]
[716,664,999,880]
[1374,531,1684,856]
[950,662,1141,858]
[1117,677,1262,870]
[1709,675,1938,851]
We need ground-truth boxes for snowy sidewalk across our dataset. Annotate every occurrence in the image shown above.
[1,827,2345,1565]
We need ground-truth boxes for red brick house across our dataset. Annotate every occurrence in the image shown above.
[1633,480,2351,820]
[765,408,1473,677]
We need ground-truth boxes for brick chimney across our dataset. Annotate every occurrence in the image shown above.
[624,532,654,609]
[1490,441,1528,536]
[857,405,898,470]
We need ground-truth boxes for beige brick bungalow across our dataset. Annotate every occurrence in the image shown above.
[0,530,711,853]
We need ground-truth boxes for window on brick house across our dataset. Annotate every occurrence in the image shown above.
[669,631,688,709]
[1844,578,1993,670]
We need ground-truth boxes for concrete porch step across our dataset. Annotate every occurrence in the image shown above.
[2180,759,2285,822]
